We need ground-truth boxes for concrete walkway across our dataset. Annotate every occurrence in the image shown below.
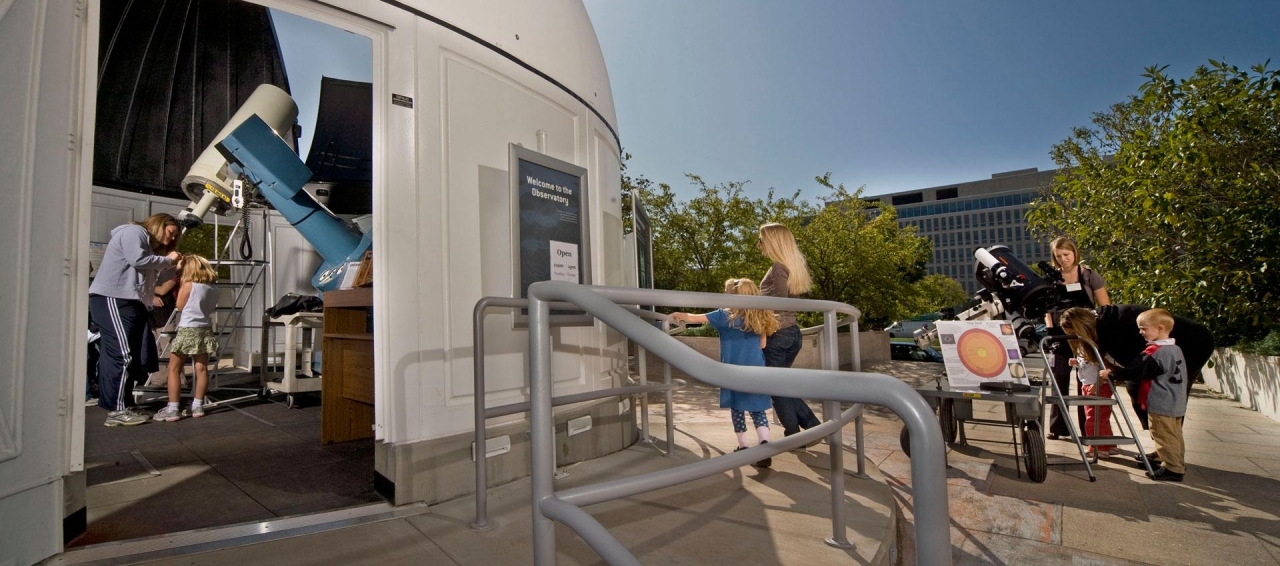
[53,359,1280,565]
[868,359,1280,566]
[65,375,900,565]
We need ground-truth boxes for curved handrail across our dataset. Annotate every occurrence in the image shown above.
[470,297,685,529]
[526,282,949,566]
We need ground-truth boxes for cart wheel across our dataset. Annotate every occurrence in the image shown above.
[939,399,957,445]
[1022,423,1048,483]
[286,395,296,409]
[899,426,911,458]
[257,387,271,401]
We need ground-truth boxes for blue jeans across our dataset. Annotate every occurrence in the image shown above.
[766,325,820,435]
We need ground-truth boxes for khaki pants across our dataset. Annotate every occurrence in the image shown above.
[1149,413,1185,474]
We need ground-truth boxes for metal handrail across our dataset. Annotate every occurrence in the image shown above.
[526,283,949,565]
[470,298,685,530]
[799,314,868,476]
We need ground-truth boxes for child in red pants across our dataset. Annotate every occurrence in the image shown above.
[1061,309,1115,458]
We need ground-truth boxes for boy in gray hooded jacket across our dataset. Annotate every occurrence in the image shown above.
[1102,308,1188,482]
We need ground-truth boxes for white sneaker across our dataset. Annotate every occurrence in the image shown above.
[153,406,182,422]
[104,409,149,427]
[190,403,206,418]
[85,397,99,407]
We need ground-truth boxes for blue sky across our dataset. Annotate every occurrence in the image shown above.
[270,9,372,158]
[583,1,1280,200]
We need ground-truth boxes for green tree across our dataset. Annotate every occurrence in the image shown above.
[1028,61,1280,343]
[796,174,936,325]
[636,174,770,293]
[912,274,969,314]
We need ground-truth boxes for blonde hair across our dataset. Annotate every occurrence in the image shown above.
[181,254,217,284]
[758,223,812,295]
[1058,307,1101,364]
[724,278,780,337]
[135,213,180,252]
[1137,308,1175,332]
[1050,236,1082,270]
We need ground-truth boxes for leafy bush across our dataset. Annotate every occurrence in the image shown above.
[676,323,719,338]
[1235,329,1280,357]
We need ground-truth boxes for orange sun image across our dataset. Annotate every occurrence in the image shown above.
[956,329,1008,378]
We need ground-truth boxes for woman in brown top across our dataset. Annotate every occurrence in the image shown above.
[757,223,821,438]
[1044,236,1110,440]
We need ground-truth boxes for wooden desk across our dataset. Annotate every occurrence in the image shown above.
[322,288,375,443]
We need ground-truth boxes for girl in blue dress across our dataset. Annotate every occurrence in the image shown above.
[672,278,780,467]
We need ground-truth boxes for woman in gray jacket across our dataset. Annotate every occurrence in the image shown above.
[88,213,182,426]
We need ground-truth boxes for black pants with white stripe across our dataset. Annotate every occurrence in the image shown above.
[89,295,147,412]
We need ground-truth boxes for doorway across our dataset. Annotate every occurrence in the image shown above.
[73,0,380,547]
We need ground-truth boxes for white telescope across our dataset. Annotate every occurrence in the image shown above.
[177,84,298,226]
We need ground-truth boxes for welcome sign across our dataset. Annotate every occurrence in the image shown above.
[510,144,591,324]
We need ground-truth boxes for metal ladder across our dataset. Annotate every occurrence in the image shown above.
[1040,335,1156,481]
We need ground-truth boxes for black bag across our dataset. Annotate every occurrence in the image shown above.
[266,293,324,317]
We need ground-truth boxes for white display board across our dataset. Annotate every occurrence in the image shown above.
[934,320,1029,389]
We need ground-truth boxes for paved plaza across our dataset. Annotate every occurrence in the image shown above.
[52,358,1280,565]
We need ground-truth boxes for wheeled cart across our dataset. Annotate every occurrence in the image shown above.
[900,377,1049,482]
[258,311,324,408]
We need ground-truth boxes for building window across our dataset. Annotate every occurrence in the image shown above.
[892,192,924,206]
[937,187,959,200]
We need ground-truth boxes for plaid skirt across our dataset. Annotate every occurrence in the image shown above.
[171,327,219,355]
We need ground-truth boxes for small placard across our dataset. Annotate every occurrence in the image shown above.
[549,240,579,283]
[392,93,413,108]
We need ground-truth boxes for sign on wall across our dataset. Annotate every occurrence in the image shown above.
[510,144,591,323]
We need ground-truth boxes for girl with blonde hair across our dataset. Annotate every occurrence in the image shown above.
[154,255,220,422]
[671,278,779,467]
[756,223,820,440]
[1058,307,1116,457]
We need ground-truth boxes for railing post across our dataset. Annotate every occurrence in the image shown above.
[822,310,853,549]
[638,344,651,443]
[662,320,674,456]
[528,292,557,565]
[851,320,867,478]
[471,300,492,530]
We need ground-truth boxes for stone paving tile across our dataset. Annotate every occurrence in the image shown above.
[1187,421,1275,435]
[953,529,1152,566]
[1173,437,1280,460]
[1061,508,1280,566]
[1256,532,1280,565]
[1247,456,1280,478]
[1246,424,1280,437]
[1207,430,1280,446]
[139,519,452,566]
[1181,452,1269,475]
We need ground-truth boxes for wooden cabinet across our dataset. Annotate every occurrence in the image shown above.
[321,288,375,444]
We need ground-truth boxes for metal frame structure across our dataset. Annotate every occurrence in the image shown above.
[1039,335,1155,481]
[470,297,686,530]
[523,282,950,565]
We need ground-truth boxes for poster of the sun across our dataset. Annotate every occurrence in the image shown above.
[934,320,1029,389]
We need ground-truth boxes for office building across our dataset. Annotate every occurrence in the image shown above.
[865,167,1058,294]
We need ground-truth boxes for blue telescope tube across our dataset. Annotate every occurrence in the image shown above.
[216,114,370,291]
